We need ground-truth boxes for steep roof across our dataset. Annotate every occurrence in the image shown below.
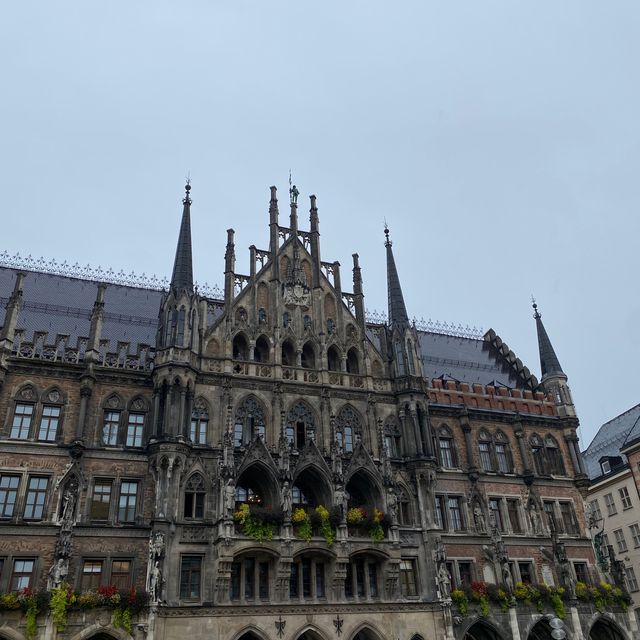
[582,403,640,480]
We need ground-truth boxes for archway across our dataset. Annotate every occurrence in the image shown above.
[589,617,627,640]
[463,620,504,640]
[527,619,552,640]
[346,469,382,512]
[233,333,249,360]
[292,465,332,509]
[254,336,270,363]
[235,463,279,509]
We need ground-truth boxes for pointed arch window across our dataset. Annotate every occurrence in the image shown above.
[394,340,407,376]
[494,431,513,473]
[407,339,416,375]
[176,307,186,346]
[478,430,494,471]
[545,435,566,476]
[234,397,266,448]
[258,308,267,324]
[438,426,458,469]
[530,434,546,475]
[184,474,206,519]
[384,419,401,458]
[398,488,412,525]
[190,399,209,445]
[336,405,362,453]
[286,402,315,449]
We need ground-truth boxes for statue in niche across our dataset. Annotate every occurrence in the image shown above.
[149,560,163,603]
[528,500,543,535]
[473,505,486,533]
[48,557,69,589]
[501,561,514,595]
[60,482,78,526]
[437,564,451,599]
[224,478,236,519]
[281,481,292,519]
[386,486,398,525]
[148,532,165,562]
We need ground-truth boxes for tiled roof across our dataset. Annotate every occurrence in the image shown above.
[582,403,640,480]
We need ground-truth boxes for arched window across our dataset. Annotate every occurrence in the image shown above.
[184,474,206,519]
[234,397,266,447]
[290,553,328,600]
[303,315,312,330]
[344,554,382,599]
[286,402,315,449]
[478,430,494,472]
[233,333,249,360]
[176,307,186,346]
[327,345,341,371]
[292,485,309,507]
[253,335,270,363]
[397,488,412,526]
[301,342,316,369]
[190,398,209,445]
[545,435,566,475]
[407,339,416,375]
[281,339,296,366]
[283,311,290,328]
[346,348,360,374]
[258,307,267,324]
[395,340,406,376]
[327,318,335,335]
[384,419,401,458]
[438,426,457,469]
[494,431,513,473]
[336,405,362,453]
[530,434,546,475]
[230,552,275,602]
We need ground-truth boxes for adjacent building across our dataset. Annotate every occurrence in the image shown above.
[0,183,632,640]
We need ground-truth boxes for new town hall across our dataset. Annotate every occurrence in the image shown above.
[0,184,633,640]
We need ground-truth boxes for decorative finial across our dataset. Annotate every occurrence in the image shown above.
[384,220,391,247]
[290,184,299,206]
[531,295,541,319]
[183,175,192,205]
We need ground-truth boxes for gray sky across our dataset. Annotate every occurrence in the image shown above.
[2,1,639,449]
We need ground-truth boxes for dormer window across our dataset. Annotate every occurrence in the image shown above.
[601,459,611,475]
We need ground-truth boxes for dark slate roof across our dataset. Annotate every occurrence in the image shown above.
[0,267,163,354]
[385,239,409,328]
[418,331,524,388]
[582,403,640,480]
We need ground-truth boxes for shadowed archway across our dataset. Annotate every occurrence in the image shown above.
[463,620,504,640]
[589,617,627,640]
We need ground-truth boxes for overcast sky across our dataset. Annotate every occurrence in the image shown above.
[2,1,639,449]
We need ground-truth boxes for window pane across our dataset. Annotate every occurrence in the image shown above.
[103,411,120,446]
[440,439,453,468]
[11,404,33,439]
[180,556,202,600]
[126,413,145,447]
[24,477,49,520]
[400,559,417,596]
[496,444,510,473]
[11,559,35,590]
[111,560,132,590]
[118,481,138,522]
[38,406,60,441]
[81,560,103,591]
[0,475,20,518]
[479,442,493,471]
[91,480,112,520]
[448,497,463,531]
[316,562,325,598]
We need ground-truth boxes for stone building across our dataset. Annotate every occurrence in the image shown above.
[0,183,633,640]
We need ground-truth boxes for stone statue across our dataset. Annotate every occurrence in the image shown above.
[334,484,348,522]
[149,532,165,562]
[48,557,68,589]
[290,184,299,205]
[281,481,292,519]
[593,529,608,569]
[387,487,398,525]
[434,536,447,564]
[61,488,77,525]
[528,500,542,535]
[149,560,163,602]
[473,506,486,533]
[437,565,451,599]
[501,561,514,594]
[224,478,236,519]
[560,559,576,599]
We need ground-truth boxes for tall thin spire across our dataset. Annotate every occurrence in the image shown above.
[385,225,409,327]
[170,181,194,294]
[532,299,565,379]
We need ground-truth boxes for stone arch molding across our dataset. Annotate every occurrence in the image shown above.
[585,613,631,640]
[231,624,271,640]
[0,626,27,640]
[348,621,387,640]
[291,623,331,640]
[68,623,131,640]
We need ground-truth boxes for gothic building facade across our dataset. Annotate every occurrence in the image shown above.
[0,183,633,640]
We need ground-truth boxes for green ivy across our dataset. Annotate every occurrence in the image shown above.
[24,603,38,640]
[50,585,70,631]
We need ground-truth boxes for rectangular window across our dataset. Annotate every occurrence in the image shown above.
[180,556,202,600]
[439,439,454,468]
[81,560,103,591]
[90,479,113,521]
[37,405,60,442]
[356,560,365,597]
[244,557,255,599]
[118,481,138,523]
[479,442,493,471]
[620,487,633,510]
[447,497,463,531]
[458,561,473,587]
[302,558,311,598]
[231,562,241,600]
[489,498,504,531]
[103,411,120,446]
[399,559,418,596]
[315,562,325,598]
[10,404,33,439]
[614,528,628,553]
[604,493,617,516]
[0,475,20,518]
[190,418,207,445]
[626,567,639,592]
[111,559,132,590]
[24,477,48,520]
[289,562,299,598]
[11,559,35,590]
[630,524,640,547]
[518,562,534,584]
[603,533,610,548]
[507,499,522,533]
[126,413,145,447]
[559,502,579,535]
[368,562,378,598]
[573,562,588,583]
[258,561,269,599]
[543,501,557,530]
[344,562,353,598]
[495,443,510,473]
[589,499,603,522]
[435,496,445,529]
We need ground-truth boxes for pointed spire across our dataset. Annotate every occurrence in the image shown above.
[170,181,194,294]
[532,299,565,379]
[385,225,409,327]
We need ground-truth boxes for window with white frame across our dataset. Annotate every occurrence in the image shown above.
[630,523,640,547]
[614,528,628,553]
[589,499,603,522]
[626,566,639,592]
[620,487,633,510]
[604,493,617,517]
